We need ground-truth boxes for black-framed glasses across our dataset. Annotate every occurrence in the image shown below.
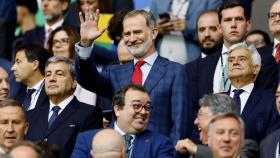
[131,103,152,113]
[268,12,280,20]
[52,38,70,46]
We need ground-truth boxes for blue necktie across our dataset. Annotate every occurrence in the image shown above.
[48,106,61,128]
[124,134,133,158]
[22,89,36,111]
[233,89,244,115]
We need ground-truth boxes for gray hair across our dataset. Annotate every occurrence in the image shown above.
[45,56,76,79]
[123,10,156,28]
[208,113,245,140]
[199,93,237,115]
[228,42,262,68]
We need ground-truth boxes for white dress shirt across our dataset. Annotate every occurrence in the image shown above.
[27,79,44,111]
[48,95,74,121]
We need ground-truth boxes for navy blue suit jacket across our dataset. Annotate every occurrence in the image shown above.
[26,97,103,158]
[71,128,175,158]
[76,54,193,143]
[240,87,280,143]
[260,128,280,158]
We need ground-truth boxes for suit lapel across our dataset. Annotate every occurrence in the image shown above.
[45,98,78,136]
[144,56,167,93]
[117,62,134,87]
[35,84,48,108]
[33,102,50,137]
[132,131,150,158]
[241,87,261,120]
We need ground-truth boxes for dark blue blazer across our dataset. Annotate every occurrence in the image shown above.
[260,128,280,158]
[0,58,23,99]
[239,87,280,143]
[71,128,175,158]
[26,97,103,158]
[186,47,278,109]
[76,55,193,143]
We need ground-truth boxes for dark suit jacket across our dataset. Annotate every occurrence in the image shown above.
[76,54,193,143]
[260,128,280,158]
[15,84,49,110]
[71,128,175,158]
[240,87,280,143]
[194,139,259,158]
[26,97,103,158]
[186,47,278,110]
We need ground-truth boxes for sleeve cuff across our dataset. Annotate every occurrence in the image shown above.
[75,42,94,60]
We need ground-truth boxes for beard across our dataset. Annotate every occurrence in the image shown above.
[125,36,153,58]
[200,38,223,55]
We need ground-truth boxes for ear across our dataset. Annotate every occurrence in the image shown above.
[246,20,252,32]
[24,122,29,135]
[72,79,77,89]
[62,1,69,12]
[32,60,40,71]
[151,28,158,40]
[113,105,121,118]
[217,24,222,34]
[253,64,260,75]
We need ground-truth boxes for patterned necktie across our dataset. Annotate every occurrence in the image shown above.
[132,61,145,85]
[44,28,52,48]
[22,89,36,111]
[233,89,244,115]
[275,43,280,63]
[124,134,133,158]
[48,106,61,128]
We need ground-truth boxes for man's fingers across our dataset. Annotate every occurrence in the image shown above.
[95,9,100,23]
[79,11,84,23]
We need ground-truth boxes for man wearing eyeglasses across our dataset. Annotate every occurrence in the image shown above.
[71,84,175,158]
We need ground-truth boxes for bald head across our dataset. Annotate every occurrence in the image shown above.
[91,129,125,158]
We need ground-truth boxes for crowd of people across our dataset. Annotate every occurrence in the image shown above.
[0,0,280,158]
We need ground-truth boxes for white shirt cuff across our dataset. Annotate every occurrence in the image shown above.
[75,42,94,59]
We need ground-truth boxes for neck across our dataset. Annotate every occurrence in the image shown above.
[46,17,63,26]
[26,73,44,88]
[136,47,156,61]
[49,93,72,105]
[20,15,36,34]
[231,77,254,88]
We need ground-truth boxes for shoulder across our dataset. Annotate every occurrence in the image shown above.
[260,128,280,147]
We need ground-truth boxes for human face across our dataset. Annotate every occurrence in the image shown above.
[45,62,77,102]
[79,0,99,13]
[117,40,133,64]
[11,51,35,85]
[198,13,222,53]
[269,1,280,38]
[194,106,213,144]
[245,34,266,48]
[0,68,9,101]
[41,0,68,24]
[208,117,243,158]
[275,84,280,114]
[10,146,38,158]
[228,49,260,85]
[114,89,151,134]
[220,6,251,48]
[123,14,157,60]
[0,106,28,152]
[52,30,71,58]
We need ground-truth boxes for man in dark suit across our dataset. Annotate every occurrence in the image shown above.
[186,0,277,110]
[0,67,9,101]
[75,9,192,142]
[260,82,280,158]
[11,44,51,111]
[26,56,103,158]
[175,93,259,158]
[71,84,174,158]
[227,43,280,143]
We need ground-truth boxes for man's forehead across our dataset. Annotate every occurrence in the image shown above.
[221,6,245,19]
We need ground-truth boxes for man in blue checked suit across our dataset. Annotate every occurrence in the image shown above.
[75,9,193,143]
[71,84,175,158]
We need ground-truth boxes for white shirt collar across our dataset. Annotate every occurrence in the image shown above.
[45,19,64,32]
[274,38,280,48]
[133,51,158,66]
[28,79,44,91]
[49,95,74,114]
[231,83,254,94]
[114,122,136,139]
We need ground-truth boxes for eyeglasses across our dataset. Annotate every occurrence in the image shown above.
[197,112,212,118]
[131,103,152,113]
[268,12,280,20]
[52,38,70,46]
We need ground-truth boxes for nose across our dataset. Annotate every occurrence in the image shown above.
[194,117,199,125]
[7,122,14,132]
[1,80,9,90]
[230,20,237,28]
[222,133,231,142]
[128,34,137,43]
[11,64,15,72]
[205,29,210,37]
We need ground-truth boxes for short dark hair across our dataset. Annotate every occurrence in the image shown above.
[218,0,248,23]
[0,99,26,121]
[113,84,148,109]
[16,0,38,14]
[15,44,51,75]
[245,29,271,45]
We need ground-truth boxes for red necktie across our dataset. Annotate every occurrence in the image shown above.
[132,61,145,85]
[275,43,280,63]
